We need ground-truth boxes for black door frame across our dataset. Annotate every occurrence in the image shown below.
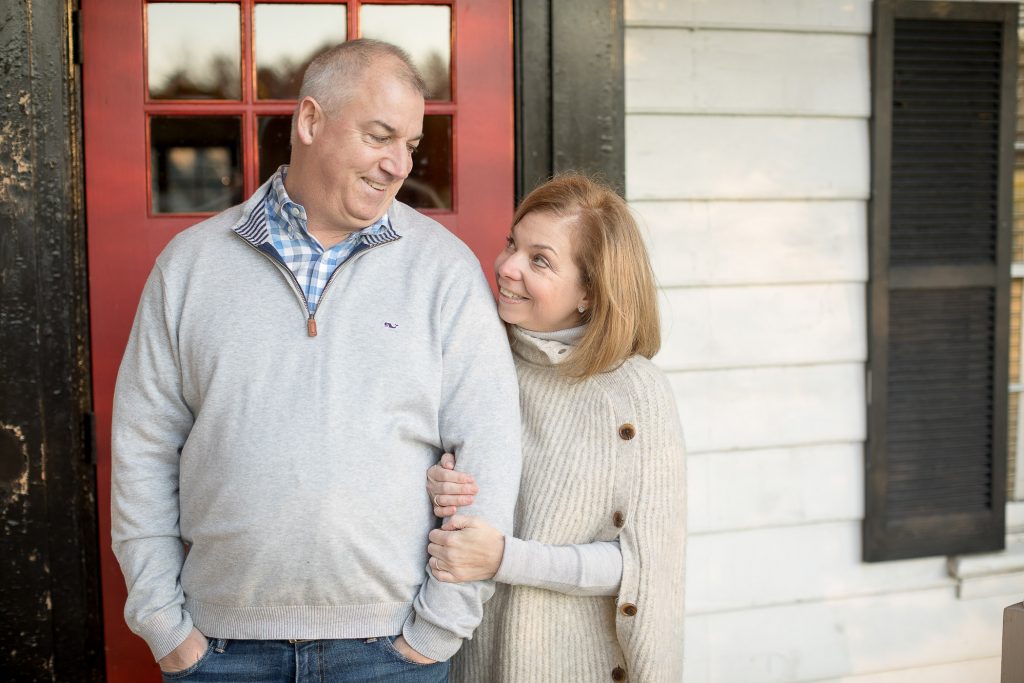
[514,0,625,198]
[0,0,104,680]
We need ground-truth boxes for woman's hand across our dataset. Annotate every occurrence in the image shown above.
[427,514,505,582]
[426,452,478,517]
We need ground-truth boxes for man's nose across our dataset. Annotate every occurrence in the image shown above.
[380,143,413,179]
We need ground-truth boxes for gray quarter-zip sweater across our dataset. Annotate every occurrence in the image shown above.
[111,180,521,662]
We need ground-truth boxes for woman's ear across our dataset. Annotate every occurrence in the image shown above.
[579,286,592,314]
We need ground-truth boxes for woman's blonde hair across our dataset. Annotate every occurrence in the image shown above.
[512,173,660,379]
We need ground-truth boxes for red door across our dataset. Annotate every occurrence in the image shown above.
[82,1,512,678]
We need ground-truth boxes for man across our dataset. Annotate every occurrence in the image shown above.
[111,39,521,681]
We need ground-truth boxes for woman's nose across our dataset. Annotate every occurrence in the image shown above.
[496,253,521,279]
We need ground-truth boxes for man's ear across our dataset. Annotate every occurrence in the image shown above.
[294,97,323,146]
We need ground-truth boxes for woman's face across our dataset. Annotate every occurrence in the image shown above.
[494,211,589,333]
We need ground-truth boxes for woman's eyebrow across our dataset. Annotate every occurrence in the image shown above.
[529,243,557,255]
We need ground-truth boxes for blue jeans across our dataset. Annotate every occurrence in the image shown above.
[161,637,450,683]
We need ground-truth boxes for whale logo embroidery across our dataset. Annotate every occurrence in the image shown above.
[384,322,399,329]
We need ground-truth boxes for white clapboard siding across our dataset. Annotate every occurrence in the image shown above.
[633,200,868,287]
[685,521,951,614]
[683,589,1010,683]
[956,571,1024,600]
[626,29,869,116]
[1009,500,1024,531]
[809,657,1000,683]
[668,363,865,454]
[687,443,863,534]
[626,116,870,201]
[657,284,866,371]
[951,543,1024,579]
[625,0,872,34]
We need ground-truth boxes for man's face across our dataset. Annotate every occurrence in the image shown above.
[305,67,425,232]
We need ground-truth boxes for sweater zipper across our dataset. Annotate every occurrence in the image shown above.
[233,232,394,337]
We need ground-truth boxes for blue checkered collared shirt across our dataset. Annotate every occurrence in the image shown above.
[265,166,390,314]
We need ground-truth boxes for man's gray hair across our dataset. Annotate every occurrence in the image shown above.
[298,38,428,114]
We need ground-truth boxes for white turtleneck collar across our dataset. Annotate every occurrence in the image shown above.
[518,324,587,346]
[510,324,587,367]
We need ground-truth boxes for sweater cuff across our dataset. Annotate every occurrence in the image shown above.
[137,605,194,661]
[401,611,462,663]
[493,534,528,585]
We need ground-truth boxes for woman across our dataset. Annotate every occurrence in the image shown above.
[425,174,687,682]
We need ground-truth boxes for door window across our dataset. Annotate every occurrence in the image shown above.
[142,0,459,215]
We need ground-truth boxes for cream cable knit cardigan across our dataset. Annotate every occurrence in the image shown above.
[452,327,687,682]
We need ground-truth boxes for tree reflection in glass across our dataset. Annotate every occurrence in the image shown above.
[258,116,293,184]
[254,4,347,100]
[360,4,451,101]
[147,3,241,100]
[151,117,243,213]
[398,115,452,210]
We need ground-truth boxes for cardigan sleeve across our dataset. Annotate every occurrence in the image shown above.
[611,360,687,683]
[493,537,622,597]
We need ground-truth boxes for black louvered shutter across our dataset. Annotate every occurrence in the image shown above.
[865,1,1016,562]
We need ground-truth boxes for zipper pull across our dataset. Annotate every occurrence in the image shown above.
[307,316,318,337]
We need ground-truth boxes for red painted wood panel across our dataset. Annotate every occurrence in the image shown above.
[82,1,512,679]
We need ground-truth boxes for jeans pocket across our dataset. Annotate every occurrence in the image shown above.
[161,639,219,680]
[378,636,433,667]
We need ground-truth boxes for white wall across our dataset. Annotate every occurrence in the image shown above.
[624,1,1024,681]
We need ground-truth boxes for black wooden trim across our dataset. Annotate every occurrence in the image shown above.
[514,0,552,199]
[885,0,1014,21]
[889,264,997,289]
[993,0,1016,531]
[865,0,1016,563]
[0,0,103,677]
[867,8,894,563]
[514,0,625,200]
